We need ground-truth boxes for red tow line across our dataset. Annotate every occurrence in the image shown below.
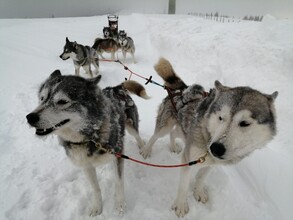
[112,152,207,168]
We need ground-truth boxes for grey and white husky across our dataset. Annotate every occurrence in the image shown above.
[59,37,99,77]
[141,58,278,217]
[118,30,136,63]
[26,71,149,216]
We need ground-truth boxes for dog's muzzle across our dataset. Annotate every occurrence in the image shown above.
[26,112,70,136]
[210,142,226,159]
[59,54,69,60]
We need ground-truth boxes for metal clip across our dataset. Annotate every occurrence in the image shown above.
[94,142,108,153]
[198,152,208,163]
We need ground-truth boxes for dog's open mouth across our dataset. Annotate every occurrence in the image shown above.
[36,119,70,136]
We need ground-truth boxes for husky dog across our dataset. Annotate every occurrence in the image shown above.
[118,30,136,63]
[59,37,99,78]
[103,26,112,39]
[103,26,118,40]
[26,70,149,216]
[143,58,278,217]
[140,67,189,159]
[92,37,120,60]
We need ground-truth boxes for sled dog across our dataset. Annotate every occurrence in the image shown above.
[26,71,149,216]
[142,58,278,217]
[118,30,136,63]
[92,38,120,60]
[103,26,112,39]
[59,37,99,77]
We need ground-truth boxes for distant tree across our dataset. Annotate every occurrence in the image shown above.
[215,12,219,21]
[249,16,254,20]
[243,15,248,20]
[260,15,264,22]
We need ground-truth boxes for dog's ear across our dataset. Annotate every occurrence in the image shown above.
[87,75,102,85]
[266,91,278,102]
[271,91,278,100]
[214,80,229,92]
[50,69,62,78]
[66,37,69,43]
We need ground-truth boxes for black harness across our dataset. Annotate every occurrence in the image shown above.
[165,86,209,113]
[64,140,121,157]
[75,46,90,66]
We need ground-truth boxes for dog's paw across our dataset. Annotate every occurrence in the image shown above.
[137,139,145,150]
[139,147,151,159]
[114,201,126,216]
[170,143,182,154]
[88,203,102,217]
[171,200,189,217]
[193,187,208,203]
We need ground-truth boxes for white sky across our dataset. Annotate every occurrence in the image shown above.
[0,0,292,19]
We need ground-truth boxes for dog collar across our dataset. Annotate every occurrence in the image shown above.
[64,140,121,156]
[65,140,88,145]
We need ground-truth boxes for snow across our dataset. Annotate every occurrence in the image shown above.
[0,14,293,220]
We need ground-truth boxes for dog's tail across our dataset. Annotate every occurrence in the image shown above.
[122,80,150,99]
[154,57,188,90]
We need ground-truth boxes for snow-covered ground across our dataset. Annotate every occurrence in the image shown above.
[0,14,292,220]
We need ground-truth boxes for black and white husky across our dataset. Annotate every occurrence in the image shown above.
[59,37,99,77]
[141,58,278,217]
[118,30,136,63]
[26,71,149,216]
[103,26,112,38]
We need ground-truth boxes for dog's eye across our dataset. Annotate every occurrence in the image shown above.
[219,116,223,121]
[239,121,250,127]
[56,99,69,105]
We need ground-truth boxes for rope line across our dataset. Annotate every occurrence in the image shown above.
[91,143,207,168]
[100,59,165,87]
[113,152,207,168]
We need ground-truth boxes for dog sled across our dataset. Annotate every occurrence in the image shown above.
[107,14,119,39]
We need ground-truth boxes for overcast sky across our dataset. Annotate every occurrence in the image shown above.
[0,0,292,19]
[177,0,293,19]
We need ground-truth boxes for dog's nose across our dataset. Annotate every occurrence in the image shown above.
[26,113,39,125]
[210,142,226,159]
[59,54,62,58]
